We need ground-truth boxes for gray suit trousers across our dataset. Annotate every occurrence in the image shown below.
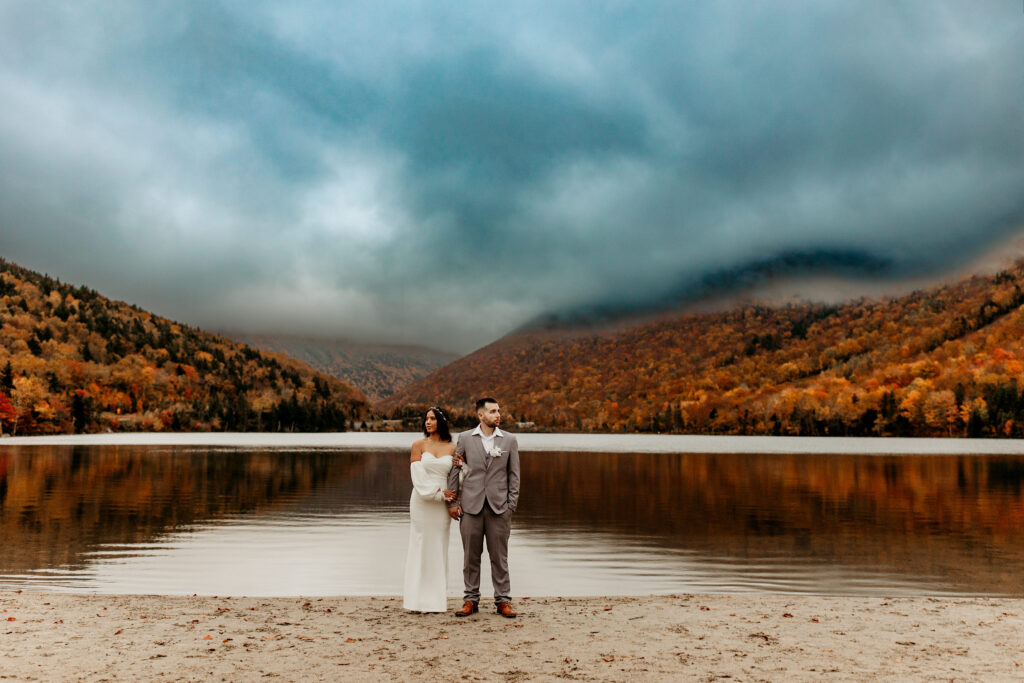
[460,503,511,604]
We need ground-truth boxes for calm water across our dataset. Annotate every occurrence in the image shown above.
[2,442,1023,597]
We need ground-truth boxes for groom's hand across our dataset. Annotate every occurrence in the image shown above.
[447,505,462,521]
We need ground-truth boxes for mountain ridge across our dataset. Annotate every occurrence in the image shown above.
[385,260,1024,438]
[0,258,368,435]
[225,332,458,403]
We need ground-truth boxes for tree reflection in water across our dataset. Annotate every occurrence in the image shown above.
[519,452,1024,594]
[1,446,1022,595]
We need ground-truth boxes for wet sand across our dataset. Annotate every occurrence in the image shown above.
[2,592,1022,681]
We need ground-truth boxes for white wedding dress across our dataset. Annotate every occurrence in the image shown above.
[402,452,453,612]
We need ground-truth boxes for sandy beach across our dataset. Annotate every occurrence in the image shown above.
[2,592,1022,681]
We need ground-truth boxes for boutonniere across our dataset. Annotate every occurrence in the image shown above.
[488,445,504,458]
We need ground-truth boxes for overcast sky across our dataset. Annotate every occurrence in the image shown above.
[2,2,1023,353]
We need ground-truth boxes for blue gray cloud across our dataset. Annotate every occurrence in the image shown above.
[1,1,1023,352]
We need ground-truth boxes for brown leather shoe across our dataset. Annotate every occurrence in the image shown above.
[496,602,517,618]
[455,600,479,617]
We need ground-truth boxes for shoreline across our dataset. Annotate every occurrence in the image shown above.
[4,431,1024,454]
[2,592,1022,681]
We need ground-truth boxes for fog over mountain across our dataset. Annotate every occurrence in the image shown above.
[2,2,1022,353]
[226,332,458,402]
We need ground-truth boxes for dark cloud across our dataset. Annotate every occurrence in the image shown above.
[1,1,1022,353]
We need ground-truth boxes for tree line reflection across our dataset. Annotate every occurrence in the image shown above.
[0,446,360,574]
[518,451,1024,593]
[2,446,1023,594]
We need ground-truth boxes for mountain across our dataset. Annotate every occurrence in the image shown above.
[0,258,368,435]
[226,333,458,403]
[384,260,1024,438]
[523,247,894,329]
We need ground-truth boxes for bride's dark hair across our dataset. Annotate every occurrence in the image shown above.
[423,406,453,442]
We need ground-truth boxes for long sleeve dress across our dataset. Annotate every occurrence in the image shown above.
[402,453,453,612]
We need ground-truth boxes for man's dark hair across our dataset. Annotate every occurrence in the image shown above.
[475,397,498,412]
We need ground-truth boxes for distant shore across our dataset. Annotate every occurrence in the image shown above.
[2,592,1021,681]
[4,431,1024,454]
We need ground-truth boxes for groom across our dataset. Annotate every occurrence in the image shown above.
[446,397,520,618]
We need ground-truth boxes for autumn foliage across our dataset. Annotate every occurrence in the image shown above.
[0,259,367,435]
[387,262,1024,437]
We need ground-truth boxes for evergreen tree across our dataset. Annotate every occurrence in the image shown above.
[1,362,13,391]
[71,393,89,433]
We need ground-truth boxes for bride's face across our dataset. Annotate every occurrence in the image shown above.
[424,411,438,434]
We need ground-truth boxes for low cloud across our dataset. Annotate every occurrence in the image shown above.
[1,1,1022,353]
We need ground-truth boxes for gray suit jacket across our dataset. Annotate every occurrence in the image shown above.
[447,428,520,515]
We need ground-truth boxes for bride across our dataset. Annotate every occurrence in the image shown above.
[403,406,461,612]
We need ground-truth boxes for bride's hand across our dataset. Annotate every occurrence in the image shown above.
[452,454,465,467]
[442,489,456,503]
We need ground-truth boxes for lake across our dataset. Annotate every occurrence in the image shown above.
[2,434,1023,597]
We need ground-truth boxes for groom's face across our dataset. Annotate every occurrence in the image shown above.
[478,402,501,428]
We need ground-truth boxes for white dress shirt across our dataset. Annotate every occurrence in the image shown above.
[472,424,505,455]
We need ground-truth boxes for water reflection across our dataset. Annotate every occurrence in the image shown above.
[1,445,1023,596]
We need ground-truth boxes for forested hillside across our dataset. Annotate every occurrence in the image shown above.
[386,262,1024,437]
[229,333,458,402]
[0,259,367,435]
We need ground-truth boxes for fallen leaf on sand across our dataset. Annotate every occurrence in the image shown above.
[6,617,15,622]
[603,605,612,611]
[602,656,615,662]
[114,629,123,635]
[203,634,213,640]
[783,613,794,618]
